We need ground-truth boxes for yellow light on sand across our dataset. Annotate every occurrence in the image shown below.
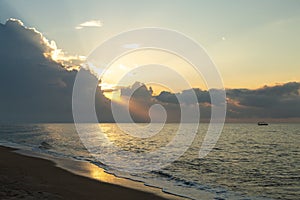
[78,161,172,199]
[86,163,116,182]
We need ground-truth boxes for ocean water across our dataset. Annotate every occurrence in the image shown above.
[0,123,299,200]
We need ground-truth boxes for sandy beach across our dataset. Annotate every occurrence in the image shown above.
[0,146,171,200]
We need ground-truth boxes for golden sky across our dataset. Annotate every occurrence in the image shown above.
[1,0,299,89]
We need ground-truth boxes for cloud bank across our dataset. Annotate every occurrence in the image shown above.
[116,81,300,122]
[0,18,111,123]
[226,82,300,120]
[0,18,299,123]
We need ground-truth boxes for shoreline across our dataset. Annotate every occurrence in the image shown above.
[0,145,185,200]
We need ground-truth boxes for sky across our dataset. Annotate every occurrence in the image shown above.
[0,1,299,122]
[0,0,299,89]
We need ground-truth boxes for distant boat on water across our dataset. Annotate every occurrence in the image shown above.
[258,122,268,126]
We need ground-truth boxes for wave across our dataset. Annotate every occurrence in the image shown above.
[39,141,52,150]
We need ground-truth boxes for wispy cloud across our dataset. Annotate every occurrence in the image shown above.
[123,43,140,49]
[75,20,103,30]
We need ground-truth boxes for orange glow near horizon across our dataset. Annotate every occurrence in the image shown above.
[98,49,208,95]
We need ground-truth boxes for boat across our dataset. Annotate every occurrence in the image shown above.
[257,122,268,126]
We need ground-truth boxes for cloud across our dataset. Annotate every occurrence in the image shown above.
[43,39,86,70]
[225,82,300,119]
[121,82,153,99]
[154,82,300,120]
[103,80,300,122]
[75,20,103,30]
[1,18,298,123]
[123,43,140,49]
[2,19,85,70]
[0,18,112,123]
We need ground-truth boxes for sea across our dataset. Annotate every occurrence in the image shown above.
[0,123,299,200]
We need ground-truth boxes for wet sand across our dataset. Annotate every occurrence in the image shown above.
[0,146,170,200]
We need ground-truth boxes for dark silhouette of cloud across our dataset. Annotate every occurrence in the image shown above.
[121,82,153,100]
[0,19,112,123]
[0,18,299,123]
[155,82,300,120]
[110,82,182,123]
[226,82,300,119]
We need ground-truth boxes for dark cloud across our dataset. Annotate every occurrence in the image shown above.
[226,82,300,119]
[155,82,300,120]
[0,18,299,123]
[117,82,182,123]
[121,82,152,100]
[0,19,112,123]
